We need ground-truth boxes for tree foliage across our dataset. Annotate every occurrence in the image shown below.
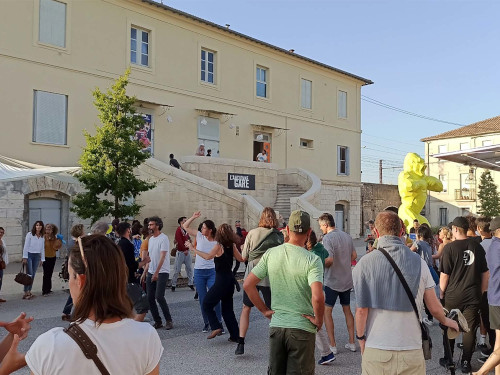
[71,69,155,223]
[477,170,500,217]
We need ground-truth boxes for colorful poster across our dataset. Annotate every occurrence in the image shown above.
[135,114,153,154]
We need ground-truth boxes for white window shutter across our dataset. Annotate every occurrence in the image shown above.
[346,147,350,175]
[337,146,341,173]
[34,91,67,145]
[39,0,66,48]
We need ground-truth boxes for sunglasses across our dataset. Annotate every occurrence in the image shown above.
[77,237,88,268]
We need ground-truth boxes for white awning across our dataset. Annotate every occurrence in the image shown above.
[431,144,500,172]
[0,155,80,182]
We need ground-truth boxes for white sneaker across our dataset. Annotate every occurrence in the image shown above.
[329,345,337,355]
[345,343,356,352]
[423,317,434,326]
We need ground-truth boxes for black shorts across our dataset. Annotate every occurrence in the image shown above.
[489,305,500,330]
[324,286,350,307]
[243,285,271,308]
[127,283,149,314]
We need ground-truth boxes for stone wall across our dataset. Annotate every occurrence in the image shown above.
[180,156,278,208]
[137,158,263,241]
[361,183,401,234]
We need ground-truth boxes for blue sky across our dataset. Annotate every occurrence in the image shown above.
[167,0,500,184]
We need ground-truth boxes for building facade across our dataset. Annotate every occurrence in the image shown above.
[422,115,500,225]
[0,0,371,258]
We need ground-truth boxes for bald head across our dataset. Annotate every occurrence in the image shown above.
[375,211,402,237]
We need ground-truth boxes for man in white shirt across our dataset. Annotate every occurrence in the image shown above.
[256,149,267,162]
[147,216,173,330]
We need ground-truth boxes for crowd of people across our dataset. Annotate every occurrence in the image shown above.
[0,206,499,374]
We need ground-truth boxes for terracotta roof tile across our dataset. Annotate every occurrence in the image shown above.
[421,115,500,142]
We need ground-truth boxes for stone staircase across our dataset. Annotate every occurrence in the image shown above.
[273,184,306,222]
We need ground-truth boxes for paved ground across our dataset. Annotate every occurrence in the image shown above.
[0,239,487,374]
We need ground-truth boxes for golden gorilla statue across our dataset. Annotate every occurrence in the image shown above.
[398,153,443,231]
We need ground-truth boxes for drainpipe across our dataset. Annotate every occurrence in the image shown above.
[285,117,288,169]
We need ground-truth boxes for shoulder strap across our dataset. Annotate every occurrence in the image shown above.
[64,323,111,375]
[377,248,420,321]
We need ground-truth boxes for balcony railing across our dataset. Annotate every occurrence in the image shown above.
[455,188,476,201]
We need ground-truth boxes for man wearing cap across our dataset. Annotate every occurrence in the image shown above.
[353,211,458,374]
[243,210,324,375]
[440,216,489,373]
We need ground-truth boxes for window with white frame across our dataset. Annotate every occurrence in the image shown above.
[201,49,215,84]
[460,142,470,150]
[483,140,493,147]
[300,138,313,149]
[39,0,66,48]
[439,208,448,226]
[338,90,347,118]
[301,79,312,109]
[256,67,268,98]
[439,174,448,192]
[337,146,350,175]
[130,27,150,67]
[438,144,447,154]
[33,90,67,145]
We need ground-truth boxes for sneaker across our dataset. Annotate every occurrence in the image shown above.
[189,285,195,291]
[461,360,471,373]
[207,328,222,339]
[165,321,173,330]
[329,345,337,355]
[235,343,244,355]
[171,286,175,292]
[318,352,336,365]
[202,323,210,333]
[345,343,356,352]
[220,325,226,335]
[423,317,434,326]
[152,322,163,329]
[439,357,447,368]
[194,292,199,300]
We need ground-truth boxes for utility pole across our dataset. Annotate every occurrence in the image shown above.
[379,160,383,184]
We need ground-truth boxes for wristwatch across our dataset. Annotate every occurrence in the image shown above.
[356,334,366,341]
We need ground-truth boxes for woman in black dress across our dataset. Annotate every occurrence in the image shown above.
[187,223,244,341]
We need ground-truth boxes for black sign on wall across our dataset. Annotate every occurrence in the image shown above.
[228,173,255,190]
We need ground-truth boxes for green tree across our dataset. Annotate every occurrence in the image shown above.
[71,69,156,223]
[477,170,500,217]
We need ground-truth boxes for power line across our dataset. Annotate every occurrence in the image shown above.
[361,95,466,126]
[362,133,422,147]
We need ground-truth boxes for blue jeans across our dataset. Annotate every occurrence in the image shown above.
[25,252,41,292]
[194,268,221,325]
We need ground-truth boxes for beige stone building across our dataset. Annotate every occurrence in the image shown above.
[421,115,500,226]
[0,0,372,259]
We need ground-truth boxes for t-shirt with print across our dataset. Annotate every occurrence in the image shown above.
[26,318,163,375]
[322,229,355,292]
[366,258,435,350]
[251,243,323,333]
[194,232,217,270]
[147,233,170,275]
[440,238,488,306]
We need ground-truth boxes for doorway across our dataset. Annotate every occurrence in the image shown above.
[253,132,271,162]
[335,203,345,232]
[29,199,61,230]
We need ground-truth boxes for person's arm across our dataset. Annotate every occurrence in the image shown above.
[410,244,417,251]
[152,251,167,282]
[432,243,444,259]
[302,281,324,331]
[54,239,63,251]
[473,348,500,375]
[0,335,26,375]
[186,242,220,260]
[22,234,30,261]
[233,244,244,263]
[146,363,160,375]
[40,239,45,263]
[243,273,274,318]
[355,307,369,354]
[423,288,459,331]
[182,212,201,237]
[440,273,450,299]
[324,257,333,268]
[351,249,357,262]
[481,271,489,294]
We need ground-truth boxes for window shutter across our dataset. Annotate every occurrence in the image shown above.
[33,91,67,145]
[39,0,66,48]
[346,147,350,175]
[338,91,347,118]
[337,146,341,174]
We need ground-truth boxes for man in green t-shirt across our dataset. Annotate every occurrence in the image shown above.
[243,210,324,375]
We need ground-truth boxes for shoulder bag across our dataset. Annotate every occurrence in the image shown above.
[64,323,111,375]
[14,264,32,286]
[377,248,432,360]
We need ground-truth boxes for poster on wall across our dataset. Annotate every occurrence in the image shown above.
[228,173,255,190]
[135,114,153,155]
